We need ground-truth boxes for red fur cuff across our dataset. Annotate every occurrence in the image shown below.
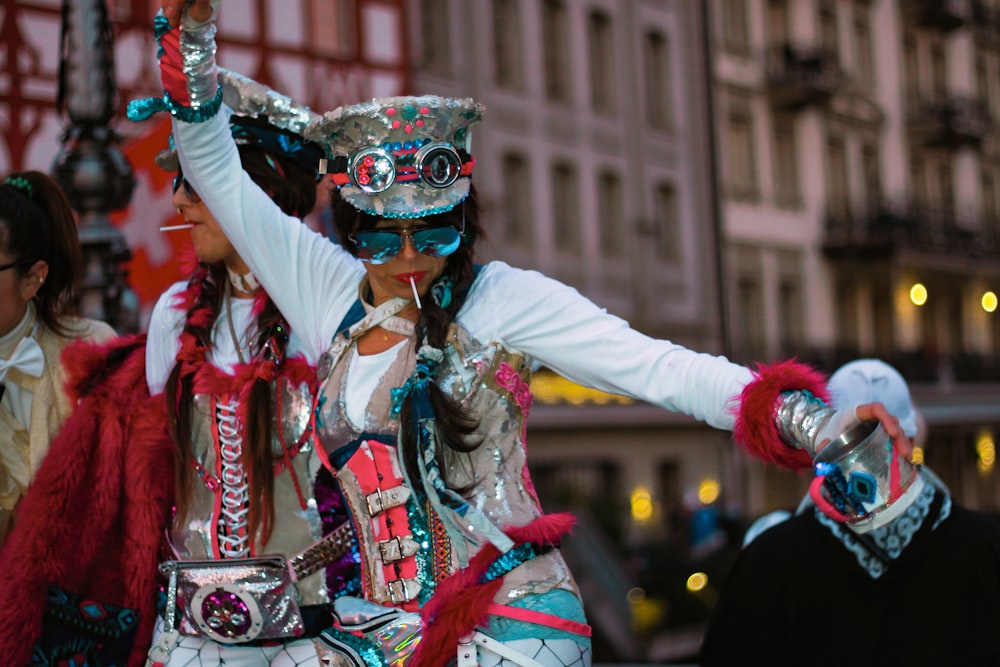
[733,360,828,471]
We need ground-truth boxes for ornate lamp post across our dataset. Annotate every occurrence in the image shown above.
[51,0,138,332]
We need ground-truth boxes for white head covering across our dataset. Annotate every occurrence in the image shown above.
[827,359,918,438]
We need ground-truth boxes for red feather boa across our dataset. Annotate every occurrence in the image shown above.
[732,360,828,471]
[0,335,174,667]
[411,512,578,667]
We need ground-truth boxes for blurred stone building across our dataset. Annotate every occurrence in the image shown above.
[708,0,1000,515]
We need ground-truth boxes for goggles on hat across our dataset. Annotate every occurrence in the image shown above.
[350,223,463,265]
[330,141,474,194]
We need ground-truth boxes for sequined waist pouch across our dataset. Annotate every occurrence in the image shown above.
[159,556,305,645]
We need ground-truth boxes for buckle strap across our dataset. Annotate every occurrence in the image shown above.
[366,485,411,515]
[377,534,420,564]
[385,577,421,604]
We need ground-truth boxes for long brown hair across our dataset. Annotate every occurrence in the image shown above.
[331,184,485,491]
[166,146,317,547]
[0,171,84,336]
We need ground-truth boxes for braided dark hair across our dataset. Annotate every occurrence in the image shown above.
[168,146,317,546]
[331,184,486,491]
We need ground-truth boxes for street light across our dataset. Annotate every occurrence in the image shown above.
[51,0,138,332]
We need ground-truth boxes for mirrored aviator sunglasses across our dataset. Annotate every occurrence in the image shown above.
[172,173,201,202]
[350,226,462,265]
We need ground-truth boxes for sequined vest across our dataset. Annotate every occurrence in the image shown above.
[169,377,332,606]
[314,322,580,611]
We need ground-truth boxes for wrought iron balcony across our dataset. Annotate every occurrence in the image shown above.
[907,96,992,149]
[823,202,998,260]
[900,0,975,31]
[766,45,844,110]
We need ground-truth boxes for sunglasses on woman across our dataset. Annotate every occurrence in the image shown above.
[172,172,201,202]
[350,223,463,265]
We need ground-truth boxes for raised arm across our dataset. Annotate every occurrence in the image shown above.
[142,0,365,359]
[461,263,905,468]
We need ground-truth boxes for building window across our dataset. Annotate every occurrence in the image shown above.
[597,170,625,257]
[721,0,751,53]
[853,8,874,87]
[310,0,356,58]
[643,30,672,131]
[767,0,789,46]
[911,154,928,209]
[772,114,800,207]
[861,141,881,215]
[542,0,571,103]
[654,181,680,262]
[502,153,532,246]
[726,92,758,199]
[778,279,803,356]
[735,275,766,362]
[977,52,989,116]
[937,160,955,219]
[777,251,803,356]
[552,162,581,255]
[493,0,523,90]
[588,11,616,115]
[826,134,849,217]
[930,39,947,99]
[983,168,998,226]
[818,1,839,61]
[419,0,452,75]
[903,33,919,107]
[835,277,860,351]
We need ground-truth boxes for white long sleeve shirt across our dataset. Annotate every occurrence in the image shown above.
[171,111,754,430]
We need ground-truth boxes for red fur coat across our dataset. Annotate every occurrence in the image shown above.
[0,335,174,667]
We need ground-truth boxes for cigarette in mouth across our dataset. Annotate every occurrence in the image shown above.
[409,276,422,309]
[159,224,195,231]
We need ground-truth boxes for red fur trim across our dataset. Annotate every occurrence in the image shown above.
[284,355,317,386]
[0,340,174,667]
[505,511,576,544]
[411,513,577,667]
[60,333,146,402]
[732,360,828,471]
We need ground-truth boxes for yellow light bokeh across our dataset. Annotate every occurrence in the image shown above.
[909,283,928,306]
[976,432,995,473]
[630,486,654,523]
[697,478,720,505]
[686,572,708,592]
[983,291,998,313]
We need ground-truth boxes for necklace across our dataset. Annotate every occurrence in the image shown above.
[225,282,248,365]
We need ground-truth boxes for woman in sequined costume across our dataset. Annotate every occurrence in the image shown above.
[151,2,907,665]
[144,107,359,665]
[0,171,115,546]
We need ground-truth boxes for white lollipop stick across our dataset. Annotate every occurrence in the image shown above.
[410,276,422,309]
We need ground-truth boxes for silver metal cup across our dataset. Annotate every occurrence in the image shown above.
[813,419,918,521]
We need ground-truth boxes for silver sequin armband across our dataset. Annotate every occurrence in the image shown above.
[179,16,219,109]
[773,389,837,458]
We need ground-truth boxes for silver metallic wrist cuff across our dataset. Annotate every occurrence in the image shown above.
[773,390,836,457]
[180,20,218,109]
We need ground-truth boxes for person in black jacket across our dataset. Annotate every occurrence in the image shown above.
[701,359,1000,666]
